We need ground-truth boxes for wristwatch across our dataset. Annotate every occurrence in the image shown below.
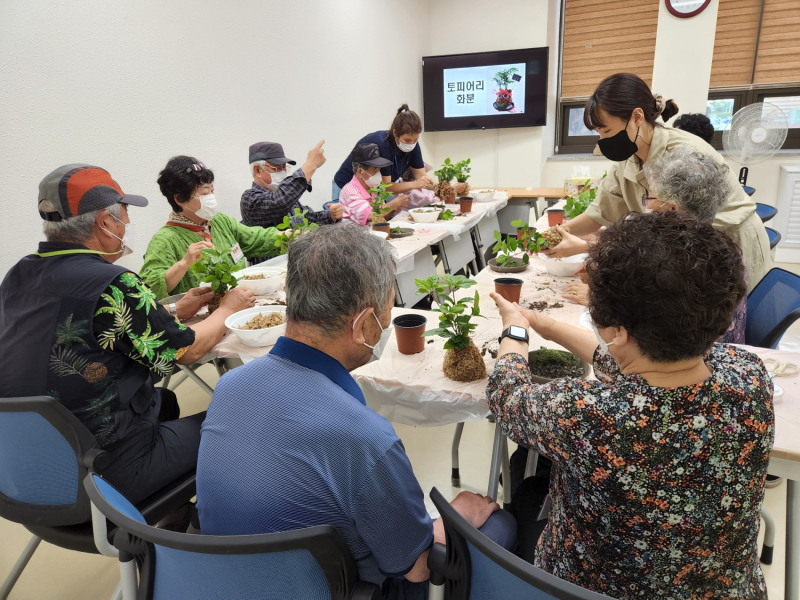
[498,325,529,345]
[168,303,178,318]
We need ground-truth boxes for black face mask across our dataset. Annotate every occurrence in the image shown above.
[597,118,639,162]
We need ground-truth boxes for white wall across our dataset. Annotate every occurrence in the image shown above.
[0,0,431,276]
[651,0,719,116]
[425,0,553,188]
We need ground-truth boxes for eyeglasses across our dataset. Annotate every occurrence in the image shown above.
[262,163,287,173]
[185,162,206,173]
[641,194,658,207]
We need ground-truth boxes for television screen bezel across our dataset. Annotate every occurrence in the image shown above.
[422,47,549,133]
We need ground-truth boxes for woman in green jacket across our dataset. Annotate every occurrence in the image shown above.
[142,156,281,300]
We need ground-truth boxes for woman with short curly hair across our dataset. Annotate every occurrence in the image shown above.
[141,156,283,299]
[488,211,773,600]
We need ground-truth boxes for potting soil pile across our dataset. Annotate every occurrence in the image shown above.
[238,312,284,330]
[443,341,487,382]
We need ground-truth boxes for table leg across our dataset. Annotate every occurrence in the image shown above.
[438,241,451,274]
[524,449,539,479]
[471,227,487,270]
[394,280,406,308]
[501,438,511,505]
[487,424,503,502]
[788,478,800,600]
[451,423,464,487]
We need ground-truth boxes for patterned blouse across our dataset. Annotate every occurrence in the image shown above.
[487,345,774,599]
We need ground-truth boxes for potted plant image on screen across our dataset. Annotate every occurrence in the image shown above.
[491,66,522,113]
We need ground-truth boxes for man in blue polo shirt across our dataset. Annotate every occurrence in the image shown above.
[197,225,515,598]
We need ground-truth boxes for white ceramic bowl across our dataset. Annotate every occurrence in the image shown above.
[409,207,443,223]
[539,253,587,277]
[235,270,284,295]
[471,189,495,202]
[225,306,287,347]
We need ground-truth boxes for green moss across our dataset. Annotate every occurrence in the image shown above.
[529,347,580,367]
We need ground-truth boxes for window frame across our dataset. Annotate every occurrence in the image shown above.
[556,100,600,154]
[707,86,800,150]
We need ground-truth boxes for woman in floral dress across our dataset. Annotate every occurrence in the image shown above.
[488,211,773,599]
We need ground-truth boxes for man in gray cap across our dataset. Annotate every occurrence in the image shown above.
[0,164,254,510]
[241,141,343,255]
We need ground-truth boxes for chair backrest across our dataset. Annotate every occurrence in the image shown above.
[84,474,380,600]
[765,227,781,250]
[0,396,97,526]
[429,487,611,600]
[746,267,800,348]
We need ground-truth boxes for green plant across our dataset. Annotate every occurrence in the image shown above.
[439,208,454,221]
[530,347,580,367]
[414,274,483,350]
[274,208,319,254]
[190,247,241,293]
[511,219,549,253]
[492,67,520,91]
[454,159,471,183]
[368,182,393,222]
[492,231,528,267]
[564,173,607,220]
[390,226,405,234]
[434,158,457,183]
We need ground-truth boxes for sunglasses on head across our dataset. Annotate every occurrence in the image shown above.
[185,162,206,173]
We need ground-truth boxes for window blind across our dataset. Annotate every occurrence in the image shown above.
[709,0,762,88]
[753,0,800,84]
[560,0,660,99]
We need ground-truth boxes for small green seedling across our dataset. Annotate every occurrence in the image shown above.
[190,247,241,293]
[275,208,319,255]
[414,274,484,350]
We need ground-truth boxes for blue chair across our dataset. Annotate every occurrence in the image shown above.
[323,200,339,211]
[766,226,781,250]
[755,203,777,223]
[745,268,800,348]
[0,396,197,600]
[426,487,609,600]
[83,473,383,600]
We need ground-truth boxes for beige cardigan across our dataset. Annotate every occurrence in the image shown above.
[585,126,772,292]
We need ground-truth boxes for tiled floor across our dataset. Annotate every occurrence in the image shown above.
[0,363,790,598]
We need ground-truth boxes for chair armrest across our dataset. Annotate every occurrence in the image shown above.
[137,470,196,526]
[350,581,383,600]
[427,542,447,586]
[83,448,112,474]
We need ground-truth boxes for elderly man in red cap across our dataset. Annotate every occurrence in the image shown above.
[0,164,254,507]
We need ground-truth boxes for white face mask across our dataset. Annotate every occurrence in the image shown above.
[363,170,383,190]
[396,139,417,153]
[188,193,217,221]
[259,166,288,192]
[590,320,615,353]
[101,214,135,257]
[354,308,393,364]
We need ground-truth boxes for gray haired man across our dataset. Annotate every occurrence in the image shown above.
[197,225,516,599]
[241,140,343,230]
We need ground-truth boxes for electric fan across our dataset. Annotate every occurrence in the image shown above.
[722,102,788,191]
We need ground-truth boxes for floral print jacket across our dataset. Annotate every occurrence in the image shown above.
[487,344,774,600]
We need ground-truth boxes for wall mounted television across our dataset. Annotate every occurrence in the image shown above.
[422,47,549,132]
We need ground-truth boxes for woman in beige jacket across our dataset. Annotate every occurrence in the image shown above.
[544,73,771,292]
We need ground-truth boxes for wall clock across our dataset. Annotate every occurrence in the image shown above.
[665,0,712,18]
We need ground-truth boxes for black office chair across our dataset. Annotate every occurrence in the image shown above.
[755,203,777,223]
[427,487,610,599]
[84,473,382,600]
[0,396,196,600]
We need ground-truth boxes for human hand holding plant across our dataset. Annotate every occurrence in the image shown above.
[189,246,242,312]
[541,225,588,258]
[181,241,215,268]
[275,208,320,254]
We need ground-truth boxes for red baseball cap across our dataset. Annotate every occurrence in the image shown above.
[38,164,148,222]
